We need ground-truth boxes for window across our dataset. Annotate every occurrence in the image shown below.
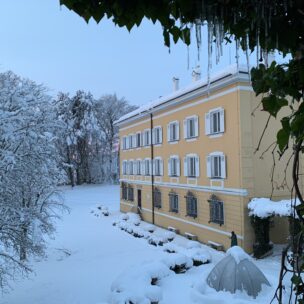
[153,188,162,208]
[153,127,162,144]
[127,185,134,201]
[184,116,198,139]
[186,192,197,218]
[129,160,134,175]
[167,121,179,142]
[144,129,151,146]
[122,136,127,150]
[205,108,225,135]
[207,153,226,179]
[122,160,127,175]
[144,159,151,176]
[208,195,224,225]
[184,155,200,177]
[153,158,163,176]
[168,156,180,177]
[128,135,133,149]
[136,132,141,147]
[169,192,178,212]
[121,182,127,200]
[136,160,141,175]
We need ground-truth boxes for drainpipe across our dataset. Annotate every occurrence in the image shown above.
[150,112,155,224]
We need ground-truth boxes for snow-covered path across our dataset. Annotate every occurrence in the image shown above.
[1,185,288,304]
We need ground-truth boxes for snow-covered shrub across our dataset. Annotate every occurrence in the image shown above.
[148,235,166,247]
[163,243,180,254]
[132,227,148,239]
[160,231,176,242]
[110,262,171,304]
[186,240,201,249]
[126,212,141,226]
[143,224,156,233]
[162,253,193,274]
[182,248,211,266]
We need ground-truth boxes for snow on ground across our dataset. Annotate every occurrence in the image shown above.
[1,185,291,304]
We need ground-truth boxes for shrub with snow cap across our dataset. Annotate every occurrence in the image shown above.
[163,243,180,254]
[162,253,193,274]
[126,212,141,226]
[186,240,201,249]
[182,248,211,266]
[119,213,129,221]
[143,224,156,233]
[148,235,166,247]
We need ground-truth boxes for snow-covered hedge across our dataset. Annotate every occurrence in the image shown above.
[248,197,300,218]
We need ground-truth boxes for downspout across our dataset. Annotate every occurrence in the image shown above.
[150,112,155,224]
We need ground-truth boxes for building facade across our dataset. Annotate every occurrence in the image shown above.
[115,65,296,252]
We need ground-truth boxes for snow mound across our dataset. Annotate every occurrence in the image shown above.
[163,243,181,253]
[186,240,201,249]
[119,213,129,221]
[142,224,156,233]
[162,253,193,273]
[182,248,211,265]
[226,246,251,264]
[248,197,300,218]
[126,212,141,226]
[110,261,172,304]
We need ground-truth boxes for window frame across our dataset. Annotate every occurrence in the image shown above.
[185,191,198,218]
[168,121,179,142]
[169,191,179,213]
[208,195,224,225]
[153,187,162,209]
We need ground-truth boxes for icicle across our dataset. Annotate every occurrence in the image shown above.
[256,28,260,67]
[215,21,221,64]
[187,45,190,70]
[195,23,202,61]
[207,22,213,94]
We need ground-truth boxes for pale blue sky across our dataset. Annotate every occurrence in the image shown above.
[0,1,267,106]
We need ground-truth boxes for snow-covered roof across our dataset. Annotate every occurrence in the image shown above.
[115,64,250,125]
[248,197,300,218]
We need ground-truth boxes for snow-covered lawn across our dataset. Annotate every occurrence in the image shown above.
[1,185,290,304]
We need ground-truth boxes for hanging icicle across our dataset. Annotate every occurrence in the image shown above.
[235,39,240,72]
[207,21,213,94]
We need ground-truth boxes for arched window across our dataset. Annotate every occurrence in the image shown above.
[185,191,197,218]
[121,182,127,200]
[169,191,178,213]
[153,187,162,208]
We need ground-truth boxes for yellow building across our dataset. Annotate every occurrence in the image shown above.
[115,65,294,252]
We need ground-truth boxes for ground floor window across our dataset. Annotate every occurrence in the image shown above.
[127,185,134,202]
[185,191,197,218]
[153,187,162,208]
[169,191,178,213]
[121,182,127,200]
[208,195,224,225]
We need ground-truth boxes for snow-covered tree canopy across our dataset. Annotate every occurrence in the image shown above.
[0,71,67,289]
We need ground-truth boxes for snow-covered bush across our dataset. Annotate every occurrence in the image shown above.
[182,248,211,266]
[148,235,166,247]
[163,243,180,254]
[143,224,156,233]
[162,253,193,274]
[126,212,141,226]
[186,240,201,249]
[110,261,172,304]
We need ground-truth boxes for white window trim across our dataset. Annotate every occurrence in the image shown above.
[207,152,226,179]
[184,115,199,139]
[153,157,163,176]
[144,158,152,176]
[143,129,151,146]
[206,107,225,136]
[184,153,200,178]
[152,126,163,145]
[168,155,180,177]
[135,131,141,148]
[136,158,141,175]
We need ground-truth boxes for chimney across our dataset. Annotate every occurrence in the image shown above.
[192,65,201,82]
[172,77,179,92]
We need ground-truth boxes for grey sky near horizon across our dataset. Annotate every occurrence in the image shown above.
[0,1,285,107]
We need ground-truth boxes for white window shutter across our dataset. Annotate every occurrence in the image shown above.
[160,159,164,175]
[220,108,225,133]
[159,127,163,143]
[168,158,171,176]
[207,156,212,177]
[205,113,211,135]
[183,120,187,139]
[167,124,171,142]
[141,160,145,175]
[126,137,129,149]
[184,157,188,177]
[221,155,226,178]
[195,156,200,177]
[121,138,123,150]
[176,122,180,140]
[133,161,137,174]
[132,135,136,147]
[177,158,180,176]
[148,130,151,145]
[194,116,199,137]
[149,159,152,175]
